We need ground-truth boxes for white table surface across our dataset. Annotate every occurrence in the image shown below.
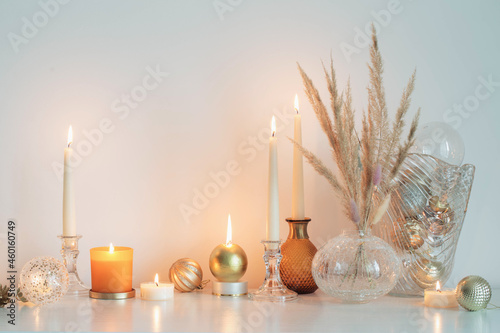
[3,287,499,332]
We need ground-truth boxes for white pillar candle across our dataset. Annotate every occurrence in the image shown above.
[140,274,174,301]
[266,116,280,243]
[424,281,458,308]
[62,126,76,236]
[292,95,305,220]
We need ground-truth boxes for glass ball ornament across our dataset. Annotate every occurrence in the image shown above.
[20,256,69,305]
[411,122,465,165]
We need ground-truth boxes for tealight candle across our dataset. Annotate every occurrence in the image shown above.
[140,274,174,301]
[90,243,133,293]
[424,281,459,308]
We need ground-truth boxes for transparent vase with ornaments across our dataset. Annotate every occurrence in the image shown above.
[372,153,475,296]
[312,229,401,303]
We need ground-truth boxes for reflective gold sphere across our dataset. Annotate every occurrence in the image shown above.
[456,275,492,311]
[169,258,203,292]
[392,218,424,251]
[209,243,248,282]
[411,258,445,289]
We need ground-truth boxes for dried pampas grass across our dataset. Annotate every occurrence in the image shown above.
[295,25,420,232]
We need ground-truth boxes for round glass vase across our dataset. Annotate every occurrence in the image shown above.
[312,229,401,303]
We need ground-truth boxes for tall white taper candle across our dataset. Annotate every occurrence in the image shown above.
[267,116,279,243]
[63,126,76,236]
[292,94,305,220]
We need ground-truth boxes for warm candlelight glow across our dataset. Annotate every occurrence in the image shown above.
[226,214,232,246]
[294,94,299,113]
[90,245,133,293]
[209,213,248,284]
[271,116,276,137]
[67,126,73,147]
[140,274,174,300]
[424,280,458,308]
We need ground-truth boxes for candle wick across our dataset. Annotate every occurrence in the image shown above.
[272,131,275,137]
[295,109,299,114]
[155,282,158,287]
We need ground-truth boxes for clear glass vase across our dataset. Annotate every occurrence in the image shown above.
[373,154,475,296]
[312,230,401,303]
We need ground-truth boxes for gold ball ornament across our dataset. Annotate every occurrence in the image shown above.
[410,258,445,289]
[456,275,492,311]
[429,196,450,213]
[209,243,248,282]
[392,218,424,251]
[169,258,203,292]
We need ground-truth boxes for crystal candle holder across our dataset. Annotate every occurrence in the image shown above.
[249,240,298,302]
[58,235,89,296]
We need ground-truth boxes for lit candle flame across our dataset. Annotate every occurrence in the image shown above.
[226,214,232,246]
[67,126,73,147]
[294,94,299,114]
[154,273,159,286]
[436,281,441,292]
[109,243,114,253]
[271,116,276,137]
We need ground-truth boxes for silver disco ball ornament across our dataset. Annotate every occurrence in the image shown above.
[455,275,492,311]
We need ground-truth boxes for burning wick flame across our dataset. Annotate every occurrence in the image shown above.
[109,243,114,254]
[226,214,232,247]
[271,116,276,137]
[67,126,73,147]
[154,273,159,287]
[436,281,441,292]
[294,94,299,114]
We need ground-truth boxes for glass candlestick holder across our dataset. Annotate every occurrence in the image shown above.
[58,235,89,296]
[249,240,298,302]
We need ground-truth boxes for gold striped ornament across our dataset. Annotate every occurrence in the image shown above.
[169,258,204,292]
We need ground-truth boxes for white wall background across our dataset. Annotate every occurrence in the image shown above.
[0,0,499,290]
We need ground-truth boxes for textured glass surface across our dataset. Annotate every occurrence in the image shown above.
[373,154,475,296]
[411,122,465,166]
[280,239,318,294]
[456,276,492,311]
[20,256,69,305]
[312,231,401,303]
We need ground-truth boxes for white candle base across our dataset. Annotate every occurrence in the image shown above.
[140,282,174,301]
[424,288,459,308]
[212,281,248,296]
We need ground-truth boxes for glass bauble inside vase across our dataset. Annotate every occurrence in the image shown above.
[411,122,465,166]
[373,153,475,296]
[312,230,401,303]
